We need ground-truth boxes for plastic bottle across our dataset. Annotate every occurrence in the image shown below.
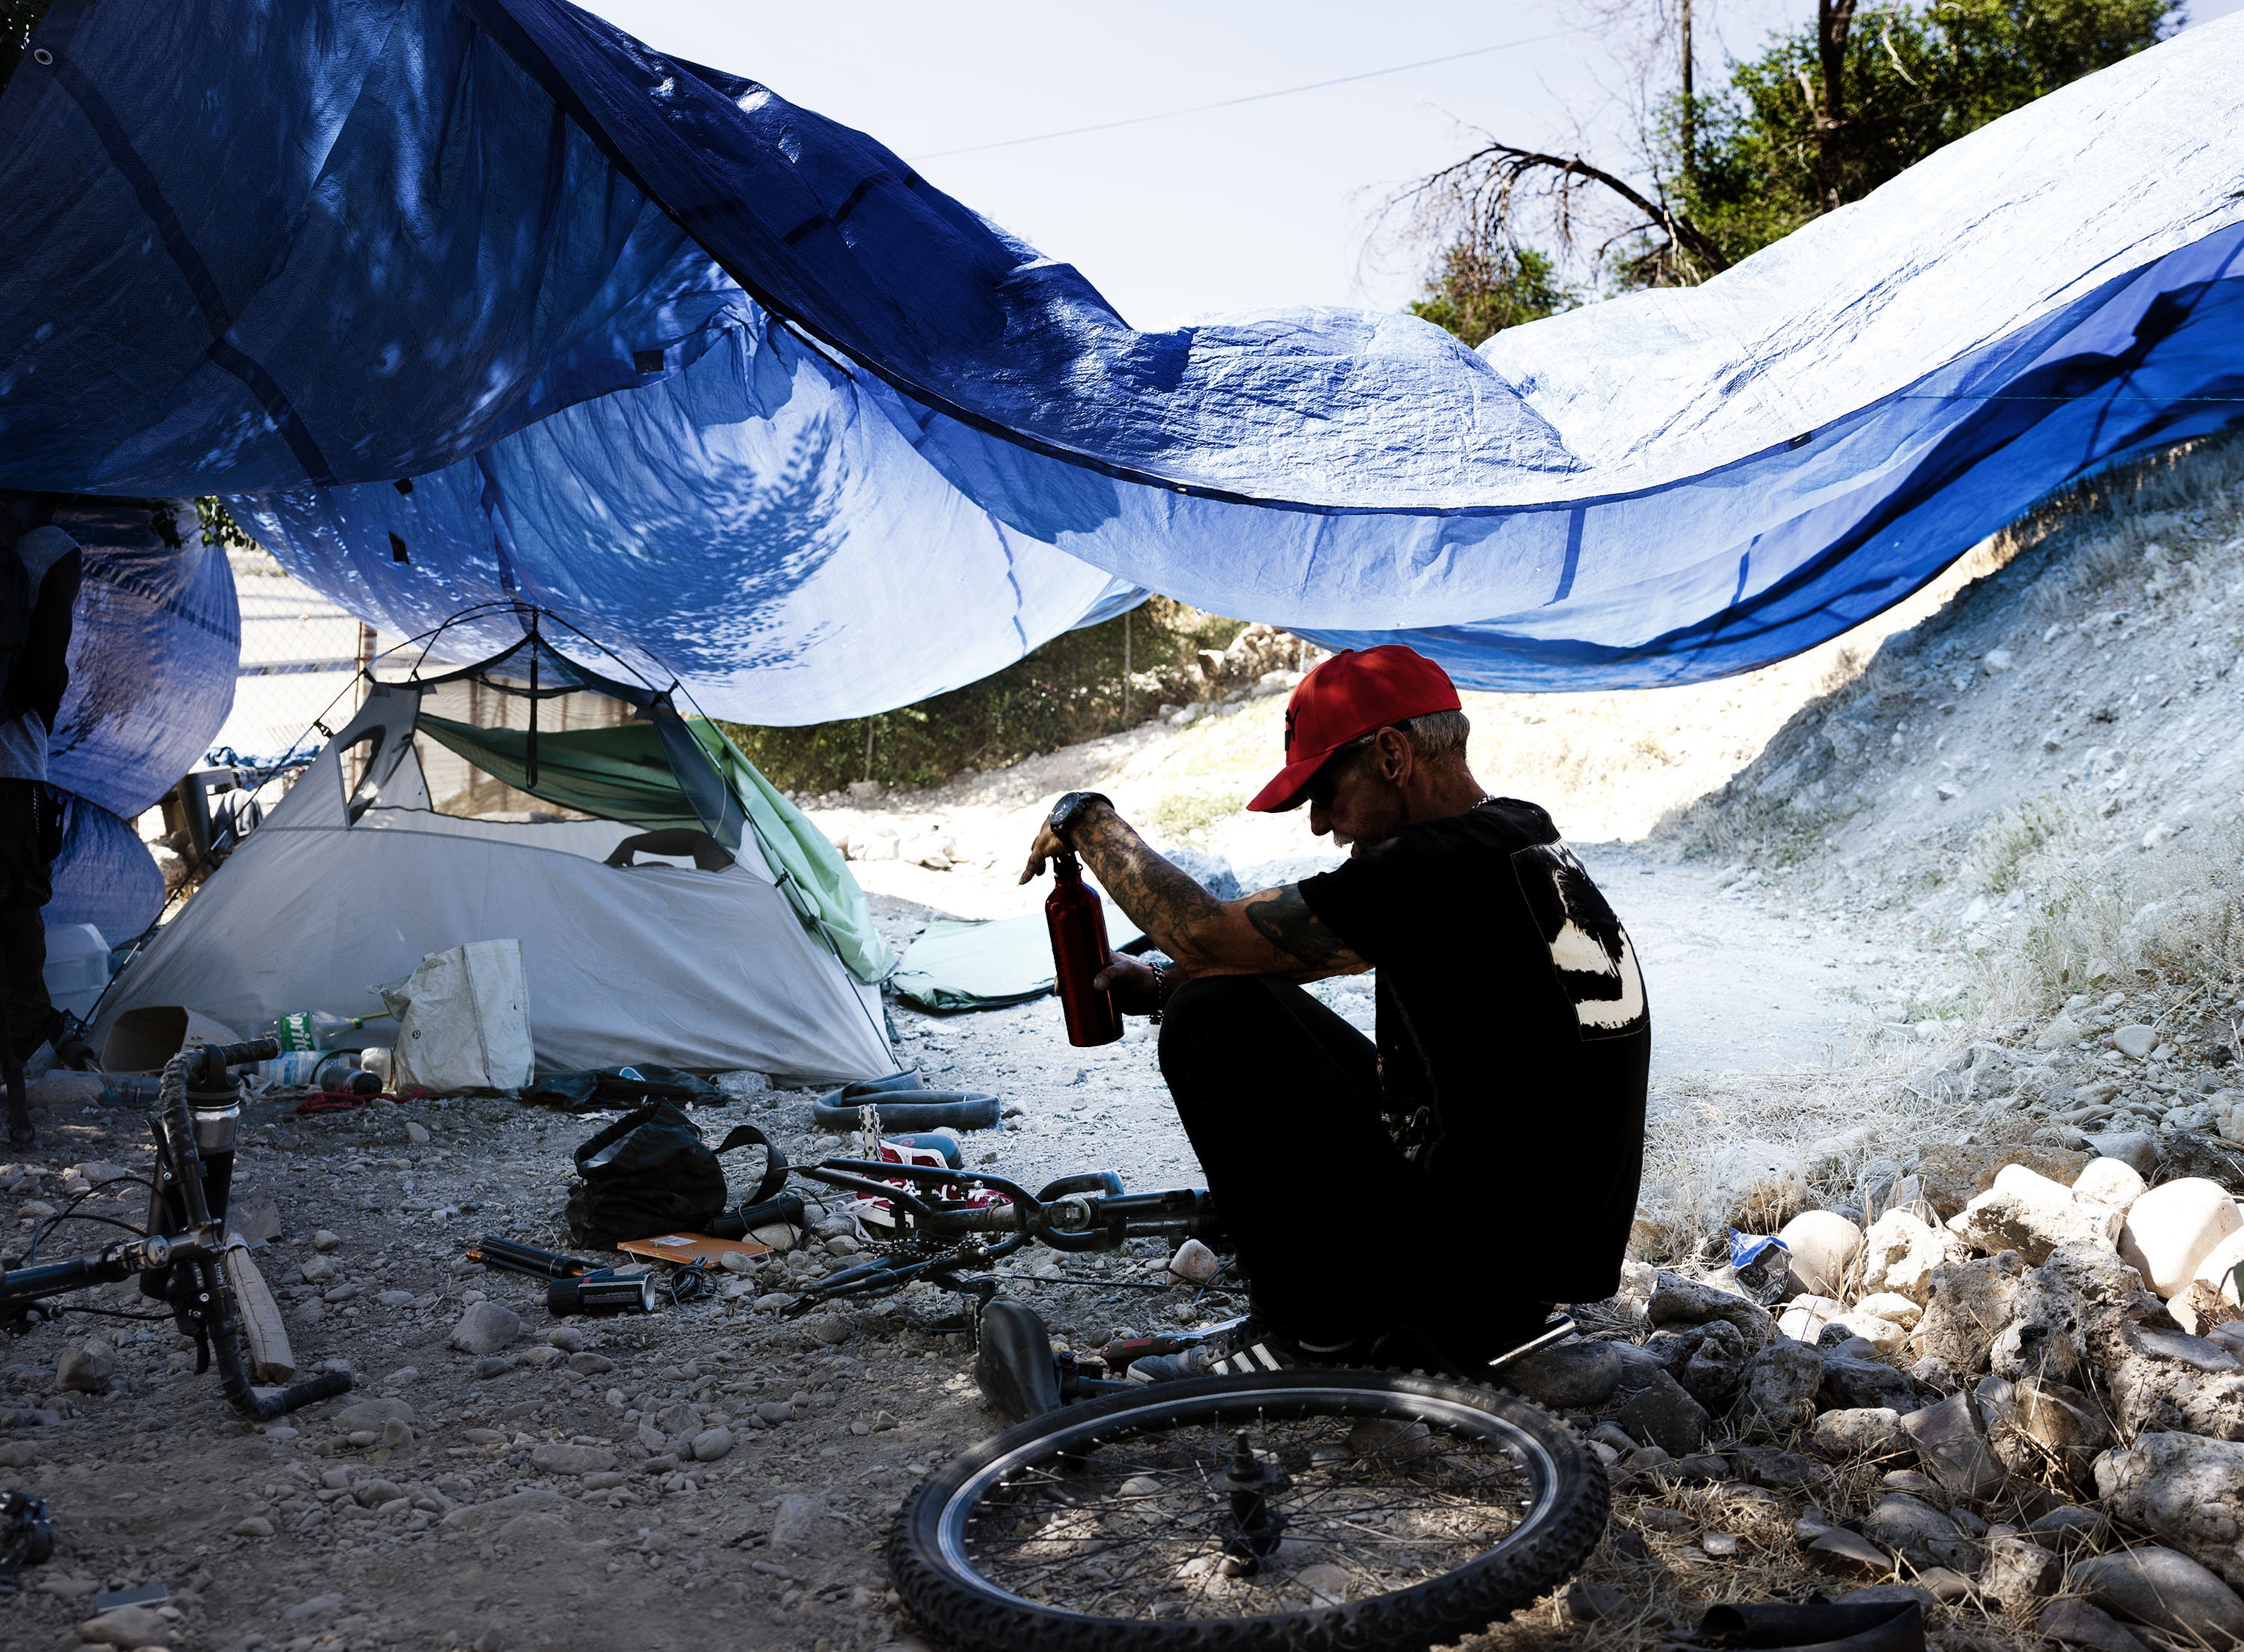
[260,1010,392,1051]
[1045,850,1122,1047]
[252,1050,325,1086]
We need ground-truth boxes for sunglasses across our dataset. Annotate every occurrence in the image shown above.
[1300,731,1381,811]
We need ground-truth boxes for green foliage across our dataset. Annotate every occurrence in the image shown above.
[719,598,1250,796]
[1662,0,2175,278]
[1408,243,1578,348]
[197,497,263,552]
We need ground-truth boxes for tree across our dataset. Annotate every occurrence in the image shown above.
[1693,0,2177,254]
[1408,242,1578,348]
[1393,0,2177,310]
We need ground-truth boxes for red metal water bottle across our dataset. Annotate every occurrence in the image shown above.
[1046,850,1123,1046]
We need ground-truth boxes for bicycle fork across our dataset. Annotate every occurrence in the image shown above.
[139,1059,242,1369]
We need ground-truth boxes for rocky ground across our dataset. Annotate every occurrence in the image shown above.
[13,437,2244,1652]
[1,1083,1222,1652]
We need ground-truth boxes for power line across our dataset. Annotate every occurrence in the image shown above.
[909,31,1576,162]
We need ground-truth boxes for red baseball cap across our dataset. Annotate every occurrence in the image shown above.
[1248,645,1462,812]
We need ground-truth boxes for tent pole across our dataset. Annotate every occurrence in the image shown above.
[1122,609,1131,725]
[526,621,541,790]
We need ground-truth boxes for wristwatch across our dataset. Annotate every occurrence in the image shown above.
[1046,790,1113,848]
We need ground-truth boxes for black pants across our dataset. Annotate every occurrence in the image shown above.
[0,779,59,1058]
[1157,974,1551,1367]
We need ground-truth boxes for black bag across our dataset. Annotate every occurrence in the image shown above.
[527,1063,723,1114]
[562,1100,788,1250]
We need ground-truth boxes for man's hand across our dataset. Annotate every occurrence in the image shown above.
[1019,795,1368,983]
[1091,953,1167,1016]
[1019,817,1070,885]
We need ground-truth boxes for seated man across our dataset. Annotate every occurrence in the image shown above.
[1022,644,1648,1375]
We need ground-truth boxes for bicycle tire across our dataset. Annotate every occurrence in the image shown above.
[888,1368,1607,1652]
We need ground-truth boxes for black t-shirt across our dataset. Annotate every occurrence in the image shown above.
[1299,798,1649,1301]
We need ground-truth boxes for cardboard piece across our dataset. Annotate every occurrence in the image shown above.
[615,1232,771,1266]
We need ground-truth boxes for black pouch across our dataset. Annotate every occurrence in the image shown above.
[527,1064,723,1114]
[562,1100,788,1250]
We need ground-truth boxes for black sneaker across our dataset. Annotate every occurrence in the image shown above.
[1123,1318,1368,1382]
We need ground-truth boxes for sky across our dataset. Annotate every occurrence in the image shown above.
[583,0,2237,333]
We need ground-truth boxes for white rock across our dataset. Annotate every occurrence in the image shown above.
[1833,1312,1910,1354]
[2114,1025,2158,1059]
[1947,1164,2124,1265]
[2083,1131,2159,1176]
[2035,1015,2087,1051]
[1984,649,2015,673]
[2073,1157,2148,1212]
[2197,1229,2244,1305]
[1854,1292,1925,1329]
[1167,1238,1220,1283]
[1777,1295,1844,1342]
[1780,1209,1866,1297]
[2120,1177,2244,1298]
[1862,1209,1970,1304]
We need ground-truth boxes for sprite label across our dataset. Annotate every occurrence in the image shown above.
[275,1011,319,1051]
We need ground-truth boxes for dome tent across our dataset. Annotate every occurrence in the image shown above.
[95,615,895,1084]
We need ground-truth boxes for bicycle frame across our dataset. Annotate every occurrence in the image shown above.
[779,1158,1222,1313]
[0,1039,352,1420]
[782,1155,1580,1382]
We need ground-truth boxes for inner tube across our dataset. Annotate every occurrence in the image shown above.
[812,1078,1000,1132]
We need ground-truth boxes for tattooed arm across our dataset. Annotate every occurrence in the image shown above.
[1020,799,1367,981]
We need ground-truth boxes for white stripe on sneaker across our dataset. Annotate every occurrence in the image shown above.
[1251,1344,1283,1370]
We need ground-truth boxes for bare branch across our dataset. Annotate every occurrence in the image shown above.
[1384,137,1729,282]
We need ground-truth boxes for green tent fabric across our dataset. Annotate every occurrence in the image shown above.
[414,713,893,986]
[893,906,1144,1014]
[685,719,894,986]
[418,716,704,832]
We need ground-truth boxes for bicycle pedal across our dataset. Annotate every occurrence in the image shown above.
[1099,1315,1251,1373]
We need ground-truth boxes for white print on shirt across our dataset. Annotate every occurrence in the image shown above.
[1509,840,1649,1040]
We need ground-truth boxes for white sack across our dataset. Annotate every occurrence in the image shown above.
[387,940,533,1093]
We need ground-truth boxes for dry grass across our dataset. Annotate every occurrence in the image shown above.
[1974,815,2244,1022]
[1628,1048,1958,1264]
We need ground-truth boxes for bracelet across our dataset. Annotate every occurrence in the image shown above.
[1047,790,1114,849]
[1146,960,1174,1024]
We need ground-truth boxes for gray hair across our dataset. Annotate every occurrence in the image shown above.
[1400,708,1471,761]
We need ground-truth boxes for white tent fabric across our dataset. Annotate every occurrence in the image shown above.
[96,684,895,1084]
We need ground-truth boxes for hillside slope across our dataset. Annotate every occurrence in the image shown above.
[1670,432,2244,1017]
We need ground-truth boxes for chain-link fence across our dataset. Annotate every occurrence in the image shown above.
[213,549,384,765]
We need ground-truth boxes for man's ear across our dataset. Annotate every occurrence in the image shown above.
[1373,725,1413,784]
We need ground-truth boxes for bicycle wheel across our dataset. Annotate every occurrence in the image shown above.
[888,1369,1607,1652]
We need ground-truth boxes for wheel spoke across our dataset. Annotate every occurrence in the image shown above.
[940,1387,1570,1624]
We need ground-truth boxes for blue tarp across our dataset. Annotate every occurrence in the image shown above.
[49,503,239,820]
[3,1,2243,719]
[40,502,235,937]
[49,796,167,942]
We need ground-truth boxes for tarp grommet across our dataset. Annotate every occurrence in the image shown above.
[32,47,52,64]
